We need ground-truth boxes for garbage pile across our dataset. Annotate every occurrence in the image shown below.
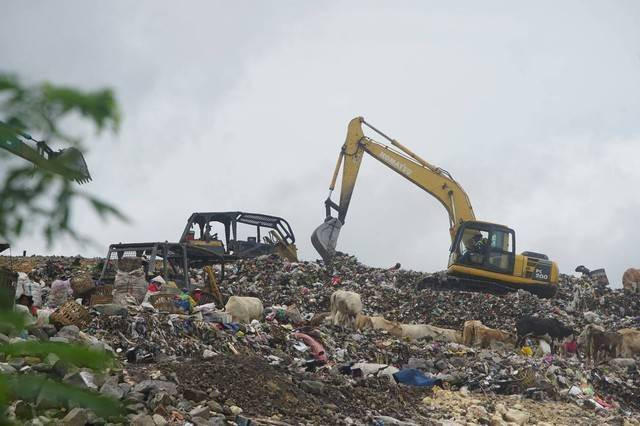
[1,253,639,425]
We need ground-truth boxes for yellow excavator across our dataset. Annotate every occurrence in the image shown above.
[311,117,558,298]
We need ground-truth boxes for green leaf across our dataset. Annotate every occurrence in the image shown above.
[0,342,116,371]
[85,195,128,222]
[3,375,123,419]
[0,71,124,244]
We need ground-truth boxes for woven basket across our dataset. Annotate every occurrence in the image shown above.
[50,300,91,329]
[71,273,95,296]
[90,284,114,306]
[148,292,182,313]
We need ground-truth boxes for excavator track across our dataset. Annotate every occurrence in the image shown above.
[416,273,558,299]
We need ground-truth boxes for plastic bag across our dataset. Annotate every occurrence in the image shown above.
[113,268,147,304]
[48,279,73,308]
[17,273,43,307]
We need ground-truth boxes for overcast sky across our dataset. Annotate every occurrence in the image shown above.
[2,1,640,287]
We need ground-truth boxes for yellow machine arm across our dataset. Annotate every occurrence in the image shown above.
[312,117,475,261]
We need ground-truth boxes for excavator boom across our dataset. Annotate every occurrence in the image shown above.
[312,117,475,262]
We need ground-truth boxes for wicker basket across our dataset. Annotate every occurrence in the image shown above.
[50,300,91,329]
[71,273,95,296]
[148,292,182,313]
[90,284,114,306]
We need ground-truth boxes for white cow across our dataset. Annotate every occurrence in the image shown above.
[330,290,363,328]
[224,296,264,324]
[400,323,462,343]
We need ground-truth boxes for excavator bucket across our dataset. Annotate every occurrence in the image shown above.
[50,147,92,184]
[311,217,342,263]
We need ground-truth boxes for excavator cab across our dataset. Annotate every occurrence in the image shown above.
[450,221,515,275]
[447,220,558,297]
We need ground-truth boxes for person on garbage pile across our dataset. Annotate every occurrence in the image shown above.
[177,288,197,312]
[148,275,165,292]
[562,335,580,359]
[16,294,37,316]
[192,288,203,304]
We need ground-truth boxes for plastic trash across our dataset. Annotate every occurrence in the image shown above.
[392,368,443,388]
[521,346,533,357]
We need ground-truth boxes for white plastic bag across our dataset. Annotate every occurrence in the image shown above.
[48,279,72,308]
[113,268,146,305]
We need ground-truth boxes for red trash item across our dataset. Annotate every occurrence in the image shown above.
[291,332,328,363]
[565,340,578,353]
[331,276,341,286]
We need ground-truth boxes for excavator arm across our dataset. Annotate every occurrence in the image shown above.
[0,122,91,184]
[312,117,475,261]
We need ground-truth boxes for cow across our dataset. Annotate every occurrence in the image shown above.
[622,268,640,294]
[224,296,264,324]
[329,290,363,328]
[399,323,461,343]
[515,316,574,350]
[583,324,622,364]
[463,320,514,348]
[618,328,640,358]
[354,313,373,330]
[355,315,404,336]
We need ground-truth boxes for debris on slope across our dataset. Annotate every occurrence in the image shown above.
[1,253,639,425]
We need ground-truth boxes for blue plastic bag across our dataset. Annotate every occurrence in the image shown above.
[392,368,442,387]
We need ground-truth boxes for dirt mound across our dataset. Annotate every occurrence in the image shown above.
[159,355,430,424]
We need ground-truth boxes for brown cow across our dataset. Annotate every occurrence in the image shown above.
[618,328,640,358]
[622,268,640,294]
[355,315,403,337]
[463,320,514,348]
[583,324,622,364]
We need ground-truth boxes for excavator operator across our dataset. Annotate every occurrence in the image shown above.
[471,234,488,253]
[460,233,487,265]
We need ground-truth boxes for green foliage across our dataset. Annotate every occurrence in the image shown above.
[0,310,27,335]
[0,342,116,371]
[0,73,120,146]
[0,286,123,422]
[3,375,122,418]
[0,72,126,245]
[0,72,128,421]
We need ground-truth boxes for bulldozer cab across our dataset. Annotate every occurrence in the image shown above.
[450,221,515,275]
[180,212,298,262]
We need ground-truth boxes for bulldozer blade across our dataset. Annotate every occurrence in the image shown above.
[311,217,342,263]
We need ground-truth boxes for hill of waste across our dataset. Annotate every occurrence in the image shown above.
[0,253,639,425]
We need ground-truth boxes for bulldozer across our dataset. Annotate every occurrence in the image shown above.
[311,117,558,298]
[0,122,91,184]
